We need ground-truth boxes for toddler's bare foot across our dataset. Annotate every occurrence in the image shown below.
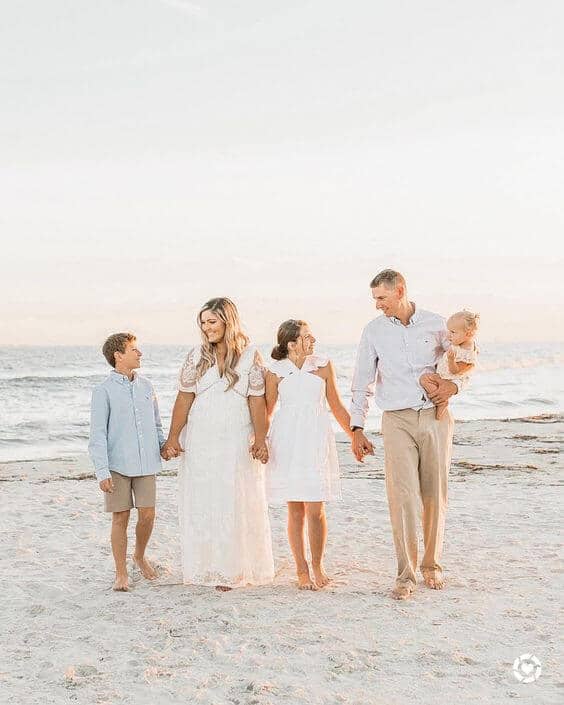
[391,583,414,600]
[423,570,445,589]
[435,402,448,420]
[113,571,129,591]
[297,570,317,591]
[312,564,330,588]
[133,554,158,580]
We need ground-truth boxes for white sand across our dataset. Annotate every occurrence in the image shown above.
[1,416,562,704]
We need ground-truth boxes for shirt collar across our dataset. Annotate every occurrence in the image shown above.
[110,369,137,384]
[390,301,420,327]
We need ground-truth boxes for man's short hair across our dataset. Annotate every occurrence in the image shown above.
[102,332,136,368]
[370,269,406,289]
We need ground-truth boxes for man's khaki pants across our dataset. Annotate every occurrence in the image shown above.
[381,407,454,587]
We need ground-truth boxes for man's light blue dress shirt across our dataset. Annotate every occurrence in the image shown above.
[350,306,464,428]
[88,370,165,482]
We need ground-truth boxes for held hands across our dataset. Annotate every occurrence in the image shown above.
[352,429,374,463]
[251,438,269,464]
[161,437,184,461]
[99,478,114,493]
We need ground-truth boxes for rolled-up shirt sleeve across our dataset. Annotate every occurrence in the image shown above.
[350,326,378,428]
[88,386,111,482]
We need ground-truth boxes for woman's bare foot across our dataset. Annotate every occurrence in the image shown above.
[312,563,330,588]
[132,554,158,580]
[423,570,445,589]
[297,570,317,591]
[113,571,129,591]
[215,585,233,592]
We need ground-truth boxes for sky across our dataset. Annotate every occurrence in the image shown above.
[1,0,563,345]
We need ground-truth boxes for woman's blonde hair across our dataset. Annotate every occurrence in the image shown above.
[453,309,480,332]
[196,297,249,390]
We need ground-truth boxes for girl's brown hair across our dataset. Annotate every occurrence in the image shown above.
[271,319,307,360]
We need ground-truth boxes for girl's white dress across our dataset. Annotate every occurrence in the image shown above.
[177,345,274,587]
[266,355,342,504]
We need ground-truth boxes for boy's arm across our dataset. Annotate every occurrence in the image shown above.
[88,387,111,482]
[151,385,166,449]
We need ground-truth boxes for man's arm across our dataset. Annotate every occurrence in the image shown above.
[350,327,377,461]
[88,387,112,483]
[350,326,378,429]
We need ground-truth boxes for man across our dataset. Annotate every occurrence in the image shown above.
[88,332,168,591]
[350,270,461,600]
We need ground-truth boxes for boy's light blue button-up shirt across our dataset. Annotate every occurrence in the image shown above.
[88,370,165,482]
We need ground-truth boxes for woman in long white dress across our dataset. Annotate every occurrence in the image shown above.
[265,319,352,590]
[163,298,274,589]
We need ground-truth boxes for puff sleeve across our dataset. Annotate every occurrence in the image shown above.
[178,347,198,393]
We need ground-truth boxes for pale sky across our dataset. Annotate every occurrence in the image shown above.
[1,1,563,345]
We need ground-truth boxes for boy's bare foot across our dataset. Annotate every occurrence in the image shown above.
[312,564,330,588]
[423,570,445,589]
[391,583,414,600]
[132,554,158,580]
[215,585,232,592]
[113,572,129,591]
[297,570,317,591]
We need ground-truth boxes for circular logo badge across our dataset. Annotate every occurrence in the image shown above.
[513,654,542,683]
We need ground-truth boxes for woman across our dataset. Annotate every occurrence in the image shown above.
[265,319,352,590]
[163,298,274,589]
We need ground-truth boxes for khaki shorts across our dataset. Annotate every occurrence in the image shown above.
[104,471,156,513]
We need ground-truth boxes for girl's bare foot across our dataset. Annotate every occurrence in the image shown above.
[312,563,330,588]
[391,583,414,600]
[297,570,317,590]
[423,570,445,589]
[113,571,129,591]
[132,554,158,580]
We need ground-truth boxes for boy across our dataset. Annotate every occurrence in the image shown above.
[88,332,167,591]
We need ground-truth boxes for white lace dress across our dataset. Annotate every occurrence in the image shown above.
[266,355,342,504]
[177,345,274,587]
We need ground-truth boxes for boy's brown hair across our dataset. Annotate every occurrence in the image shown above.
[102,332,136,368]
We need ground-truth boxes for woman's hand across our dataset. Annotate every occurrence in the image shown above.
[251,439,269,464]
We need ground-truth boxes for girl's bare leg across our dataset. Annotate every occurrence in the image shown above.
[420,373,449,420]
[287,502,316,590]
[305,502,330,588]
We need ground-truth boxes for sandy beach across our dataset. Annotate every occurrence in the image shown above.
[1,415,562,705]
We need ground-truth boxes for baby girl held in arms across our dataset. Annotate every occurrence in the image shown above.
[420,310,479,419]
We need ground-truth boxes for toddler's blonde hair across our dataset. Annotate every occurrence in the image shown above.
[453,310,480,332]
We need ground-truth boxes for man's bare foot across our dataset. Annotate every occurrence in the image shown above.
[312,564,330,588]
[391,583,414,600]
[423,570,445,589]
[297,570,317,591]
[132,554,158,580]
[113,572,129,591]
[215,585,233,592]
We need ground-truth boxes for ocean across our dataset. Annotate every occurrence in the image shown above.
[1,343,563,463]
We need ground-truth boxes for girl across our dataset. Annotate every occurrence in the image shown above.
[265,319,352,590]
